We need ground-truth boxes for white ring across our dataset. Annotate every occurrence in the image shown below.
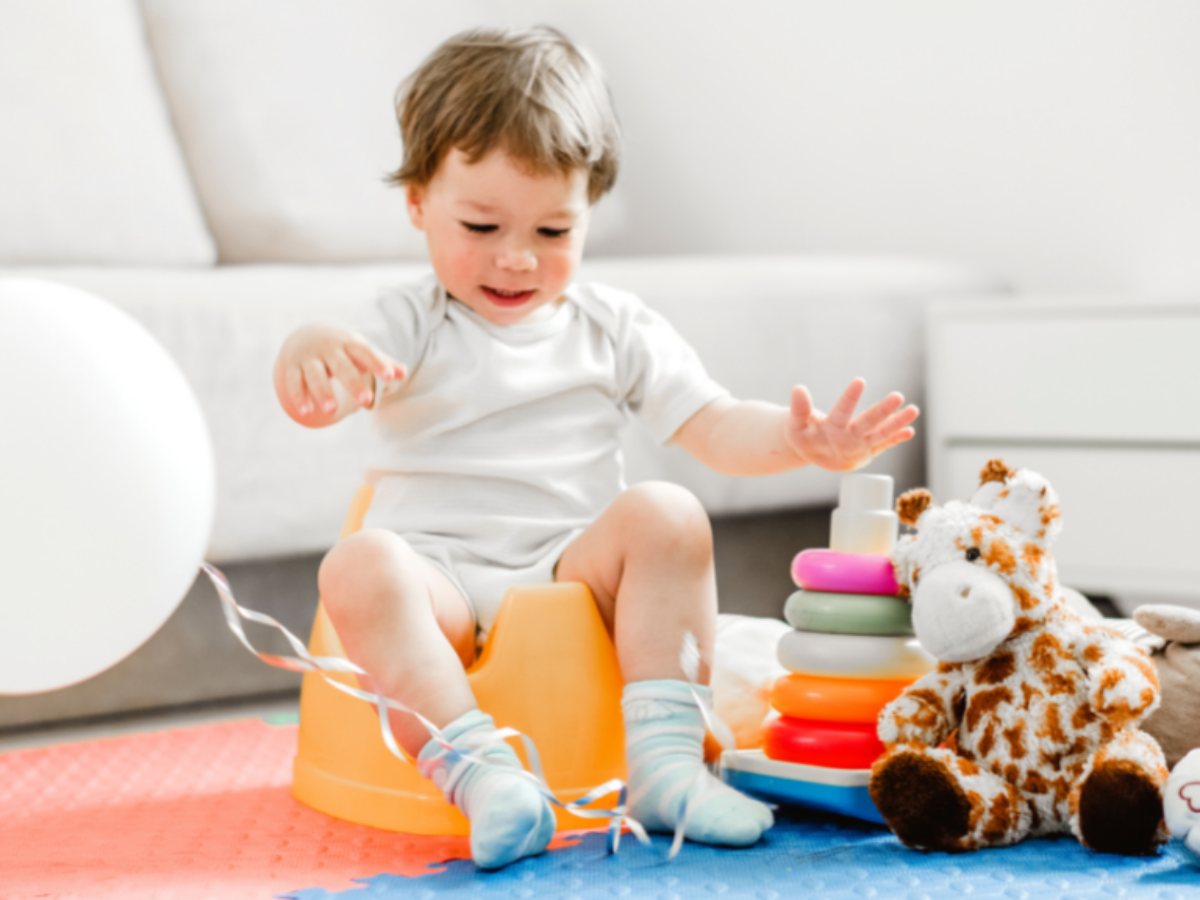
[776,629,935,680]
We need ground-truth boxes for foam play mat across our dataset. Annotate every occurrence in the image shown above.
[1,716,1196,900]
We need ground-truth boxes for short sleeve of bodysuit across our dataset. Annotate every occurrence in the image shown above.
[572,282,729,445]
[358,274,445,408]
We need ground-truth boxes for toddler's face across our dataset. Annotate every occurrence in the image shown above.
[406,148,591,327]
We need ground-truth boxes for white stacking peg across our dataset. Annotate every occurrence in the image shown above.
[829,474,899,555]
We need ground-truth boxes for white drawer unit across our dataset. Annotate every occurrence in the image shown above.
[927,297,1200,611]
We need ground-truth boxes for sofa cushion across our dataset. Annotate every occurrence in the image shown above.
[0,0,215,265]
[138,1,495,263]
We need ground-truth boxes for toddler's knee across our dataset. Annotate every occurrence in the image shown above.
[319,529,409,614]
[621,481,712,567]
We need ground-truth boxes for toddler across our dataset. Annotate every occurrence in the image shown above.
[274,26,918,869]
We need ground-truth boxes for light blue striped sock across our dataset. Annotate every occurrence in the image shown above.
[418,709,555,869]
[623,679,773,847]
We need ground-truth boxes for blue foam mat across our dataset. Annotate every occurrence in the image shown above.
[281,810,1199,899]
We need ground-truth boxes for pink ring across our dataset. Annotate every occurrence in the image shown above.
[791,549,899,596]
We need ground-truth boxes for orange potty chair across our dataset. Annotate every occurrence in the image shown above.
[292,484,628,835]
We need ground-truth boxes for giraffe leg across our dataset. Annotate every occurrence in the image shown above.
[1071,730,1170,855]
[870,746,1030,852]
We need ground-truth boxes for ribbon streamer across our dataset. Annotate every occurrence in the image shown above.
[200,562,648,854]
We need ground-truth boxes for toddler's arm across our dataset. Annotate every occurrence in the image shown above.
[672,377,917,475]
[274,323,404,428]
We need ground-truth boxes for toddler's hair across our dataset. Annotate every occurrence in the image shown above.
[387,26,620,202]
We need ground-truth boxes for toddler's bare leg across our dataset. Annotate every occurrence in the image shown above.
[321,528,557,868]
[319,528,476,757]
[555,481,717,682]
[556,481,772,846]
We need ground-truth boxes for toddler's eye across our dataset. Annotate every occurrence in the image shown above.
[966,547,981,562]
[538,227,570,238]
[461,221,497,234]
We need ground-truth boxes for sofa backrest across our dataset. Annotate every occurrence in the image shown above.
[0,0,215,266]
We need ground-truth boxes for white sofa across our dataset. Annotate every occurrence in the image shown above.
[0,0,1004,726]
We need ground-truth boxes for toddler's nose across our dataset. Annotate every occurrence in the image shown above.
[496,248,537,271]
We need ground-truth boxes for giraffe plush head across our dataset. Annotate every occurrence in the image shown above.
[891,459,1063,663]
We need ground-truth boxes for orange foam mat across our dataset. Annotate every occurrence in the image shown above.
[0,717,588,900]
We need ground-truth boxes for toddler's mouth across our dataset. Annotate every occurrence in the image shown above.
[482,286,535,307]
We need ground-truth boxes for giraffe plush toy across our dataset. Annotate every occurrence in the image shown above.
[868,459,1170,855]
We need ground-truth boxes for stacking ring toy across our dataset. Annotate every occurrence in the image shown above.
[776,629,935,680]
[762,715,886,769]
[783,590,913,636]
[770,672,911,724]
[791,549,899,595]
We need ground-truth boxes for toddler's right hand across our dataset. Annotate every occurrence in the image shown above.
[276,324,404,425]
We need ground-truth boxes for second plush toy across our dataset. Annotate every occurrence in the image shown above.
[868,459,1169,855]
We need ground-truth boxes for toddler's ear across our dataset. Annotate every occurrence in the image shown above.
[405,184,427,231]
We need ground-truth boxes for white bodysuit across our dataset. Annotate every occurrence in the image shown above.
[360,274,727,638]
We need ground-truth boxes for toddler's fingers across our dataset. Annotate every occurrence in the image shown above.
[346,340,404,382]
[302,358,338,415]
[790,385,815,423]
[327,348,374,408]
[870,428,916,456]
[827,377,866,428]
[862,404,919,444]
[285,363,312,416]
[851,392,904,435]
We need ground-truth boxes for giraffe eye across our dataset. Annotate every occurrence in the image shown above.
[966,547,981,562]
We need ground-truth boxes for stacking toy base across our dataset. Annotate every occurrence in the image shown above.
[720,749,885,825]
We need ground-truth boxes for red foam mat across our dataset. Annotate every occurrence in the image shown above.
[0,718,583,899]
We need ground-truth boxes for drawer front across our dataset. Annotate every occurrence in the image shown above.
[930,307,1200,443]
[941,445,1200,600]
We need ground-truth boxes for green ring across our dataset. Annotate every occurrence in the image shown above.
[783,589,914,636]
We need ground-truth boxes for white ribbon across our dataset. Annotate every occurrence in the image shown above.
[200,562,648,854]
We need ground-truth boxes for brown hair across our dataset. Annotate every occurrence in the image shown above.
[387,26,620,203]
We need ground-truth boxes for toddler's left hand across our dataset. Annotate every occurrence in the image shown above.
[784,377,918,471]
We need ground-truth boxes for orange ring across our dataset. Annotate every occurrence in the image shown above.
[769,672,913,724]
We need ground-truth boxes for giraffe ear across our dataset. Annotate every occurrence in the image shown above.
[897,488,935,527]
[973,467,1063,545]
[979,458,1015,487]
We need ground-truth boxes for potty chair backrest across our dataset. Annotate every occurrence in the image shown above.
[292,484,627,835]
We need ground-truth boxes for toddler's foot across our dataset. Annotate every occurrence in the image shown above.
[623,679,773,847]
[418,709,556,869]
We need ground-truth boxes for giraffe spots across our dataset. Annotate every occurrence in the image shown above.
[1125,652,1159,690]
[1002,722,1028,760]
[984,538,1017,575]
[1004,763,1021,784]
[1029,633,1070,676]
[1020,543,1045,568]
[938,661,965,674]
[981,790,1017,843]
[979,514,1003,527]
[1012,585,1038,611]
[974,651,1017,685]
[1082,645,1103,664]
[956,756,980,777]
[966,790,986,833]
[965,687,1014,732]
[1037,703,1068,745]
[1041,504,1061,526]
[1009,617,1036,638]
[1020,683,1044,711]
[1072,703,1098,730]
[1024,770,1050,794]
[979,720,998,758]
[894,689,948,732]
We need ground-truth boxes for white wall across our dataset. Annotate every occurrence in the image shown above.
[513,1,1200,294]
